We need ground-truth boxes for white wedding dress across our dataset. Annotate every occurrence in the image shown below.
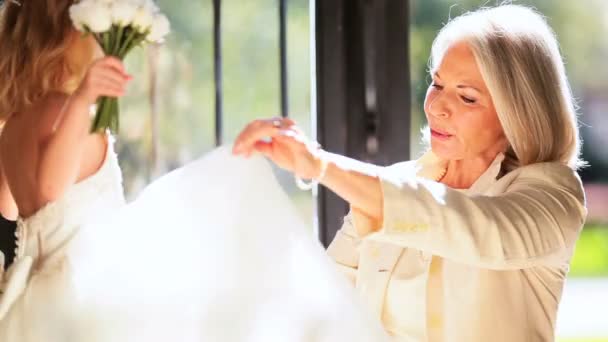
[0,134,388,342]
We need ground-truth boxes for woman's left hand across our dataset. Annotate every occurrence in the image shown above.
[232,117,323,180]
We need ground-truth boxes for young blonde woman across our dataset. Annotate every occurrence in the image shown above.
[234,4,587,341]
[0,1,389,341]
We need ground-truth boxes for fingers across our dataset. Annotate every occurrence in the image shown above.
[96,56,130,78]
[88,74,129,99]
[251,139,292,170]
[233,118,282,155]
[232,117,308,156]
[274,131,308,153]
[95,79,126,97]
[281,117,296,127]
[78,57,132,102]
[247,130,304,162]
[90,57,131,86]
[88,72,128,96]
[94,59,131,88]
[96,65,131,85]
[252,140,273,157]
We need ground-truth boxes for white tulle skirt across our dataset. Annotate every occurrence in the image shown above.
[25,147,388,341]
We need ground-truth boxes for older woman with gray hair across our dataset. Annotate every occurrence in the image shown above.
[234,4,587,341]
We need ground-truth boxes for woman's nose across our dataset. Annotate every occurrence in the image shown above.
[427,93,451,118]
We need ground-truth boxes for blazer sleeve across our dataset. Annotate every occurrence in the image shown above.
[326,210,361,285]
[368,162,587,270]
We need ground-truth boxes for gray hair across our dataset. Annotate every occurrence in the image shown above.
[429,4,584,171]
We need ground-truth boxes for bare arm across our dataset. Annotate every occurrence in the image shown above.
[37,57,130,202]
[316,151,384,229]
[232,119,385,234]
[37,96,94,201]
[233,119,586,270]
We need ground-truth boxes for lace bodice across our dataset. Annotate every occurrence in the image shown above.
[14,134,126,267]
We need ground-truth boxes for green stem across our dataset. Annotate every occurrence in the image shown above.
[109,27,115,54]
[91,27,134,134]
[103,98,110,133]
[110,98,118,133]
[122,34,148,58]
[90,97,118,134]
[91,99,103,133]
[106,98,114,134]
[116,99,120,133]
[102,32,111,53]
[117,27,139,58]
[101,98,109,133]
[90,104,98,133]
[112,25,124,57]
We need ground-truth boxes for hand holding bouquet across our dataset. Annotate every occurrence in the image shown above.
[70,0,170,133]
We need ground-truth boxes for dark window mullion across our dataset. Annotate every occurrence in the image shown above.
[279,0,289,118]
[213,0,223,146]
[315,0,411,247]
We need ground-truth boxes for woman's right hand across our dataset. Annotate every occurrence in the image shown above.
[73,56,132,105]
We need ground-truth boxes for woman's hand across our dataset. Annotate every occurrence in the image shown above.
[234,118,385,227]
[73,56,132,105]
[36,57,132,203]
[232,118,323,180]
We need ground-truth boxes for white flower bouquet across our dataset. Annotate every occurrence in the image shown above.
[70,0,170,133]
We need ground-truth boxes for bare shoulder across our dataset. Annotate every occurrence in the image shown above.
[34,93,108,179]
[36,92,71,141]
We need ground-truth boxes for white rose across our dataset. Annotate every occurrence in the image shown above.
[146,13,170,43]
[78,1,113,33]
[132,6,155,33]
[142,0,160,13]
[125,0,148,7]
[111,1,138,26]
[69,3,86,31]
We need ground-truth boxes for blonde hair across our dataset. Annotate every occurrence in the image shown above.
[429,4,584,170]
[0,0,92,119]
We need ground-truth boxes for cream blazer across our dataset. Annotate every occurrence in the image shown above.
[327,152,587,342]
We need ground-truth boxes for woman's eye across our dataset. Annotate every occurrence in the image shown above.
[431,83,443,90]
[461,96,476,104]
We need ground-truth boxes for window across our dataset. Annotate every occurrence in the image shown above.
[119,0,313,226]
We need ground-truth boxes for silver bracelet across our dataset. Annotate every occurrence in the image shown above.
[295,153,329,191]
